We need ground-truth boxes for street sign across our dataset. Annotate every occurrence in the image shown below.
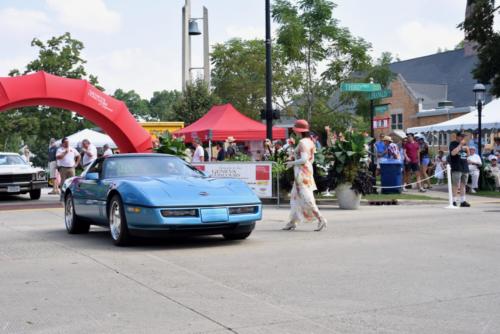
[340,82,382,93]
[374,104,389,114]
[369,89,392,100]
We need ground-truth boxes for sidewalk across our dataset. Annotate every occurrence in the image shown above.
[421,184,500,204]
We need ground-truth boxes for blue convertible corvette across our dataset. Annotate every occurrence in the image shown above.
[63,154,262,246]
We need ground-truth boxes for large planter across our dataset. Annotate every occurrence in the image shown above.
[336,183,361,210]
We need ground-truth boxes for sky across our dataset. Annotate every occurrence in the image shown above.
[0,0,498,99]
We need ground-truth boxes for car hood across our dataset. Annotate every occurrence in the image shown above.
[118,176,261,207]
[0,165,41,175]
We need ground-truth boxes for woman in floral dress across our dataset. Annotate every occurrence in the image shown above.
[282,120,327,231]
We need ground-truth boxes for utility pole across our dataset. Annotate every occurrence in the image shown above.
[265,0,273,141]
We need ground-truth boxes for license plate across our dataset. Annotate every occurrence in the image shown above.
[7,186,20,193]
[200,208,229,223]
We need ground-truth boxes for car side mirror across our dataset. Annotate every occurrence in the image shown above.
[85,172,99,181]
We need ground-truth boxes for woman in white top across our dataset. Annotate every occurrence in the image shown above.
[282,120,327,232]
[467,146,482,192]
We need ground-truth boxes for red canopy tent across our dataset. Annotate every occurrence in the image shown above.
[174,103,286,142]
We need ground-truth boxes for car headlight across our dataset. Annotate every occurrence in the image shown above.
[228,206,258,215]
[161,209,199,217]
[37,171,46,180]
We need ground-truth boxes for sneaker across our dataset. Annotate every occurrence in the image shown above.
[419,188,427,193]
[460,201,471,207]
[471,189,476,194]
[453,201,457,207]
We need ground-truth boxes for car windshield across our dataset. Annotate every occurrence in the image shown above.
[104,156,205,178]
[0,154,27,166]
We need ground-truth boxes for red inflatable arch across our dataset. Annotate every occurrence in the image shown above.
[0,71,152,153]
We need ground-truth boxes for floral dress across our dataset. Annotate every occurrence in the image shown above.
[289,138,325,224]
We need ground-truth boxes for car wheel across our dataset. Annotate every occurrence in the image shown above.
[64,193,90,234]
[108,195,130,246]
[223,232,252,240]
[29,189,41,200]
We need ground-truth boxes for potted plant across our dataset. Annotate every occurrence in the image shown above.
[155,132,188,159]
[326,132,372,210]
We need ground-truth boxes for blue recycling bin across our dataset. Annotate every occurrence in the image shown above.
[379,158,403,194]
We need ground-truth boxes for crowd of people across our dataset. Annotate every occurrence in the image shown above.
[47,137,114,195]
[372,132,500,205]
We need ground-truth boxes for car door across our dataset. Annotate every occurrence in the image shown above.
[75,159,108,221]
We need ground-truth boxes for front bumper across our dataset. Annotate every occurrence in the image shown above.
[124,204,262,237]
[129,221,256,238]
[0,181,47,193]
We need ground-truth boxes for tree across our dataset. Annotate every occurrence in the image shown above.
[273,0,371,122]
[149,90,182,121]
[460,0,500,95]
[172,79,220,125]
[112,89,151,120]
[354,52,396,121]
[211,38,303,119]
[2,33,100,166]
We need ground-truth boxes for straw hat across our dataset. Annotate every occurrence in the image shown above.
[383,136,393,142]
[226,136,236,143]
[293,119,309,133]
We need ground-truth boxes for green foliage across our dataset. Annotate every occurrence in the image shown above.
[1,33,99,167]
[355,52,396,120]
[460,0,500,96]
[149,90,181,121]
[172,79,220,125]
[211,38,303,118]
[325,132,369,192]
[154,132,187,158]
[113,89,181,121]
[226,152,252,162]
[273,0,372,122]
[113,89,151,120]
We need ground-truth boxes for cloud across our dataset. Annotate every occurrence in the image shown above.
[86,48,180,98]
[225,25,265,40]
[395,21,463,59]
[46,0,121,34]
[0,8,53,38]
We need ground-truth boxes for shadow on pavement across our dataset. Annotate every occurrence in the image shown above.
[36,226,251,251]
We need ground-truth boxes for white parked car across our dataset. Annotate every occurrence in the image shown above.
[0,152,47,200]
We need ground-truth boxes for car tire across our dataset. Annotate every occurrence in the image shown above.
[64,193,90,234]
[29,189,41,200]
[108,195,130,246]
[223,232,252,240]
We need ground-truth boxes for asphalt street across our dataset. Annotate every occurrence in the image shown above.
[1,200,500,333]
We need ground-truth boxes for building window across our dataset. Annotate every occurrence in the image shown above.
[438,133,449,146]
[374,118,390,129]
[391,113,403,130]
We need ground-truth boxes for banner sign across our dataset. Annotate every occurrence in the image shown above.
[192,162,273,198]
[374,104,390,114]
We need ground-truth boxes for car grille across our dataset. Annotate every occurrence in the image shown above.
[0,174,32,184]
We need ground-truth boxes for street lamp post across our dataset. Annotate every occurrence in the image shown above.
[473,83,486,158]
[265,0,273,141]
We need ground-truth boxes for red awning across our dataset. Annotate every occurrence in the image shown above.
[174,103,286,142]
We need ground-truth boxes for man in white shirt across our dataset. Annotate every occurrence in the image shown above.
[102,144,113,158]
[192,139,205,163]
[56,137,81,190]
[81,139,97,168]
[467,146,482,193]
[485,156,500,190]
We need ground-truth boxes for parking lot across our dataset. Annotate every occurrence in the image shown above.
[1,198,500,333]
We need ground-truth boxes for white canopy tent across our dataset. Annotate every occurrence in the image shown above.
[408,98,500,133]
[56,129,117,149]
